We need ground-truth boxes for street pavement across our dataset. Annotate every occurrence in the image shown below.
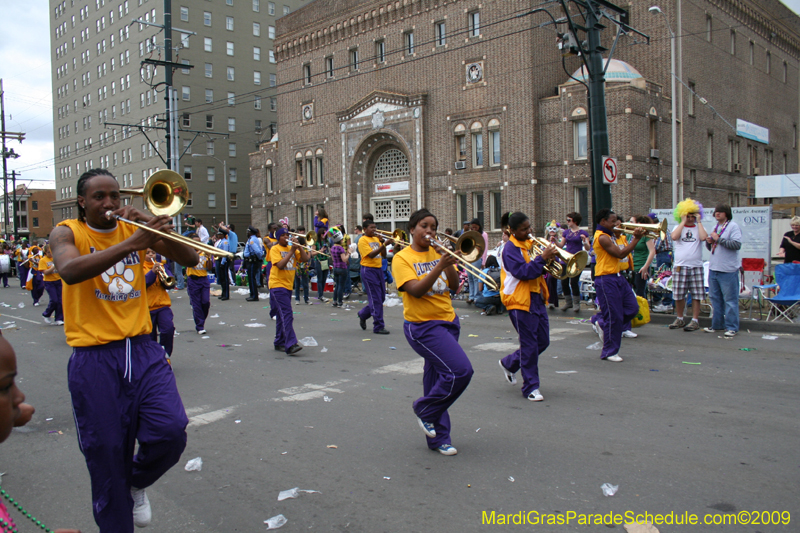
[1,284,798,532]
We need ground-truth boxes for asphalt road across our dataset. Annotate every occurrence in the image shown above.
[1,284,798,532]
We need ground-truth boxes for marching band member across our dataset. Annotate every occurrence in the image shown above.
[264,222,279,318]
[497,212,556,402]
[269,228,310,355]
[40,244,64,326]
[186,234,214,335]
[392,208,470,455]
[15,240,29,289]
[144,249,175,362]
[28,245,45,307]
[591,208,645,362]
[49,169,197,532]
[357,220,391,334]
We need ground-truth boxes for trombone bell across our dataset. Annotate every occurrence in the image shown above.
[120,169,189,217]
[454,231,485,263]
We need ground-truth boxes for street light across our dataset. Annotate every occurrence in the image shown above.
[191,153,229,224]
[649,5,679,208]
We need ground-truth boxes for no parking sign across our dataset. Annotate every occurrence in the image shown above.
[602,156,618,185]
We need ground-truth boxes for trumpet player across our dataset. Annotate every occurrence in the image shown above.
[270,228,311,355]
[186,234,215,335]
[357,220,392,335]
[144,249,176,361]
[497,212,556,402]
[40,244,64,326]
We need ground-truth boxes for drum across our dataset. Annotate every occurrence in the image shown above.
[0,254,10,274]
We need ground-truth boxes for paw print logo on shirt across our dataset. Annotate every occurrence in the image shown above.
[101,261,135,294]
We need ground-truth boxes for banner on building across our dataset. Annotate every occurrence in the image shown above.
[754,174,800,198]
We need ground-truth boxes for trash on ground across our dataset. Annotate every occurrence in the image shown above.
[623,521,660,533]
[682,361,701,365]
[235,420,241,424]
[555,371,578,374]
[323,395,332,402]
[327,444,337,449]
[299,337,318,347]
[380,386,392,390]
[320,346,328,352]
[17,303,24,308]
[184,457,203,471]
[210,314,220,318]
[762,335,778,340]
[383,476,391,480]
[390,347,397,350]
[281,452,288,455]
[468,334,479,337]
[601,483,619,496]
[45,417,53,421]
[508,476,515,482]
[201,336,210,339]
[244,323,267,328]
[739,348,756,351]
[362,339,371,342]
[650,369,659,372]
[277,487,321,501]
[586,342,602,350]
[264,514,287,530]
[384,298,402,307]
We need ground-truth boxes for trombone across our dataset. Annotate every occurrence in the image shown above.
[287,232,331,259]
[613,218,668,241]
[528,236,589,280]
[428,231,499,291]
[375,229,410,246]
[116,170,233,258]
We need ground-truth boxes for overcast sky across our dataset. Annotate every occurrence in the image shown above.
[2,0,799,191]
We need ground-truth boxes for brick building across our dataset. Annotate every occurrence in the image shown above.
[249,0,800,238]
[1,186,57,241]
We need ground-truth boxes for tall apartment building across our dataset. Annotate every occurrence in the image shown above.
[249,0,799,236]
[48,0,313,230]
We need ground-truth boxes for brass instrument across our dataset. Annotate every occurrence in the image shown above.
[114,170,233,258]
[289,230,318,248]
[613,218,668,241]
[528,236,589,280]
[375,229,410,247]
[428,231,499,291]
[153,262,176,289]
[287,232,331,259]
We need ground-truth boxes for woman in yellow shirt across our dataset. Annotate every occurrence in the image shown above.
[144,249,175,360]
[392,208,470,456]
[269,228,310,355]
[27,245,45,307]
[40,244,64,325]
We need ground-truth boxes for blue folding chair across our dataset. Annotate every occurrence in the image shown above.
[764,264,800,322]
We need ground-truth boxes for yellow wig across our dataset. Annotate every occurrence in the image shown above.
[674,198,704,222]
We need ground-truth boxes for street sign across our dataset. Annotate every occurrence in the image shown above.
[602,156,618,185]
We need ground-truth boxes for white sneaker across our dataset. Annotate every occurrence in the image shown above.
[527,389,544,401]
[593,322,604,344]
[33,302,40,307]
[621,330,638,338]
[131,487,151,528]
[605,354,624,362]
[198,329,207,335]
[498,359,517,385]
[43,317,53,324]
[54,320,64,326]
[724,330,737,338]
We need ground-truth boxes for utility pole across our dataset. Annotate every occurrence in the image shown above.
[1,79,25,239]
[10,171,18,241]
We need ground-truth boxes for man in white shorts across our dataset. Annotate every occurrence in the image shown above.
[669,211,707,331]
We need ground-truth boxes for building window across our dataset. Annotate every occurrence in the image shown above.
[303,63,311,85]
[687,82,695,116]
[454,124,467,162]
[208,193,216,208]
[205,88,213,103]
[226,41,234,56]
[269,73,276,87]
[473,193,485,229]
[574,186,588,219]
[228,117,236,132]
[203,11,211,26]
[184,165,192,181]
[33,218,39,228]
[180,6,188,21]
[255,119,262,132]
[229,142,236,157]
[229,193,237,208]
[469,10,480,37]
[689,169,696,192]
[270,97,276,111]
[254,71,261,85]
[32,201,39,210]
[765,149,774,175]
[490,191,502,230]
[269,50,276,63]
[268,1,275,15]
[207,167,216,181]
[253,22,260,36]
[649,118,657,150]
[349,48,359,71]
[707,132,714,168]
[266,165,273,192]
[229,168,237,183]
[254,46,261,60]
[471,122,483,168]
[749,144,758,174]
[730,29,735,55]
[181,86,190,100]
[784,61,788,83]
[225,16,234,31]
[227,92,235,105]
[227,67,235,81]
[749,41,754,65]
[268,25,276,39]
[283,4,290,15]
[404,31,415,55]
[253,0,259,12]
[204,37,212,52]
[435,21,445,46]
[766,51,771,74]
[254,95,262,109]
[306,158,314,187]
[574,119,588,159]
[206,115,213,128]
[488,119,501,166]
[206,140,215,155]
[317,155,324,185]
[182,113,190,127]
[204,63,212,77]
[325,56,334,77]
[456,193,468,225]
[705,15,712,42]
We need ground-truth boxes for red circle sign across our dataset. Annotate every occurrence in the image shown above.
[602,157,618,184]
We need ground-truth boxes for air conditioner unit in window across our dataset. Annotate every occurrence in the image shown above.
[753,167,761,175]
[650,149,659,159]
[733,163,742,172]
[454,160,466,170]
[295,179,303,187]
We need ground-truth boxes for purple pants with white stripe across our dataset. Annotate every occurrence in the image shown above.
[358,266,385,332]
[265,263,277,318]
[404,316,473,449]
[501,293,549,396]
[68,335,188,533]
[271,287,297,351]
[187,276,210,331]
[594,274,639,359]
[149,306,175,356]
[43,279,63,322]
[31,272,44,304]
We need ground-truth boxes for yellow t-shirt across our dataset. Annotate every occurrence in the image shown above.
[143,261,172,310]
[263,237,277,264]
[616,235,631,270]
[57,219,152,347]
[392,246,455,323]
[358,235,383,268]
[269,245,302,290]
[40,257,61,282]
[593,229,621,277]
[187,253,211,277]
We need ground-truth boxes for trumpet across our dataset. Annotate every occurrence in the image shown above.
[613,218,668,241]
[375,229,410,246]
[528,236,589,280]
[153,262,176,289]
[428,232,499,291]
[115,170,233,259]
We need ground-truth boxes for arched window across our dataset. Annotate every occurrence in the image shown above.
[488,118,500,167]
[454,123,466,162]
[316,148,324,185]
[471,121,483,168]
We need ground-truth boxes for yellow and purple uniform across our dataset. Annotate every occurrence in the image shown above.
[358,235,386,331]
[40,256,64,323]
[392,246,455,323]
[186,253,211,332]
[269,244,303,351]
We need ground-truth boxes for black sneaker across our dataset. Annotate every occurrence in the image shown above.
[360,317,367,330]
[331,302,340,307]
[375,329,390,335]
[287,344,303,355]
[486,305,497,316]
[274,345,285,351]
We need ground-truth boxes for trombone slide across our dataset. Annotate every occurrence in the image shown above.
[107,212,234,258]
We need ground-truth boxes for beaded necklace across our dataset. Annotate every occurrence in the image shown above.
[0,488,52,532]
[711,220,729,254]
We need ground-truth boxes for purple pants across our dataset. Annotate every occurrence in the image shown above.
[265,263,277,318]
[18,264,28,288]
[43,279,64,322]
[68,335,188,533]
[404,317,473,449]
[545,274,559,306]
[149,306,175,356]
[1,273,8,287]
[501,293,550,396]
[187,276,210,331]
[31,272,44,304]
[271,287,297,351]
[594,274,639,359]
[358,266,385,332]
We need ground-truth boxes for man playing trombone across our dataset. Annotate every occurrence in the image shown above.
[358,220,393,334]
[49,169,199,532]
